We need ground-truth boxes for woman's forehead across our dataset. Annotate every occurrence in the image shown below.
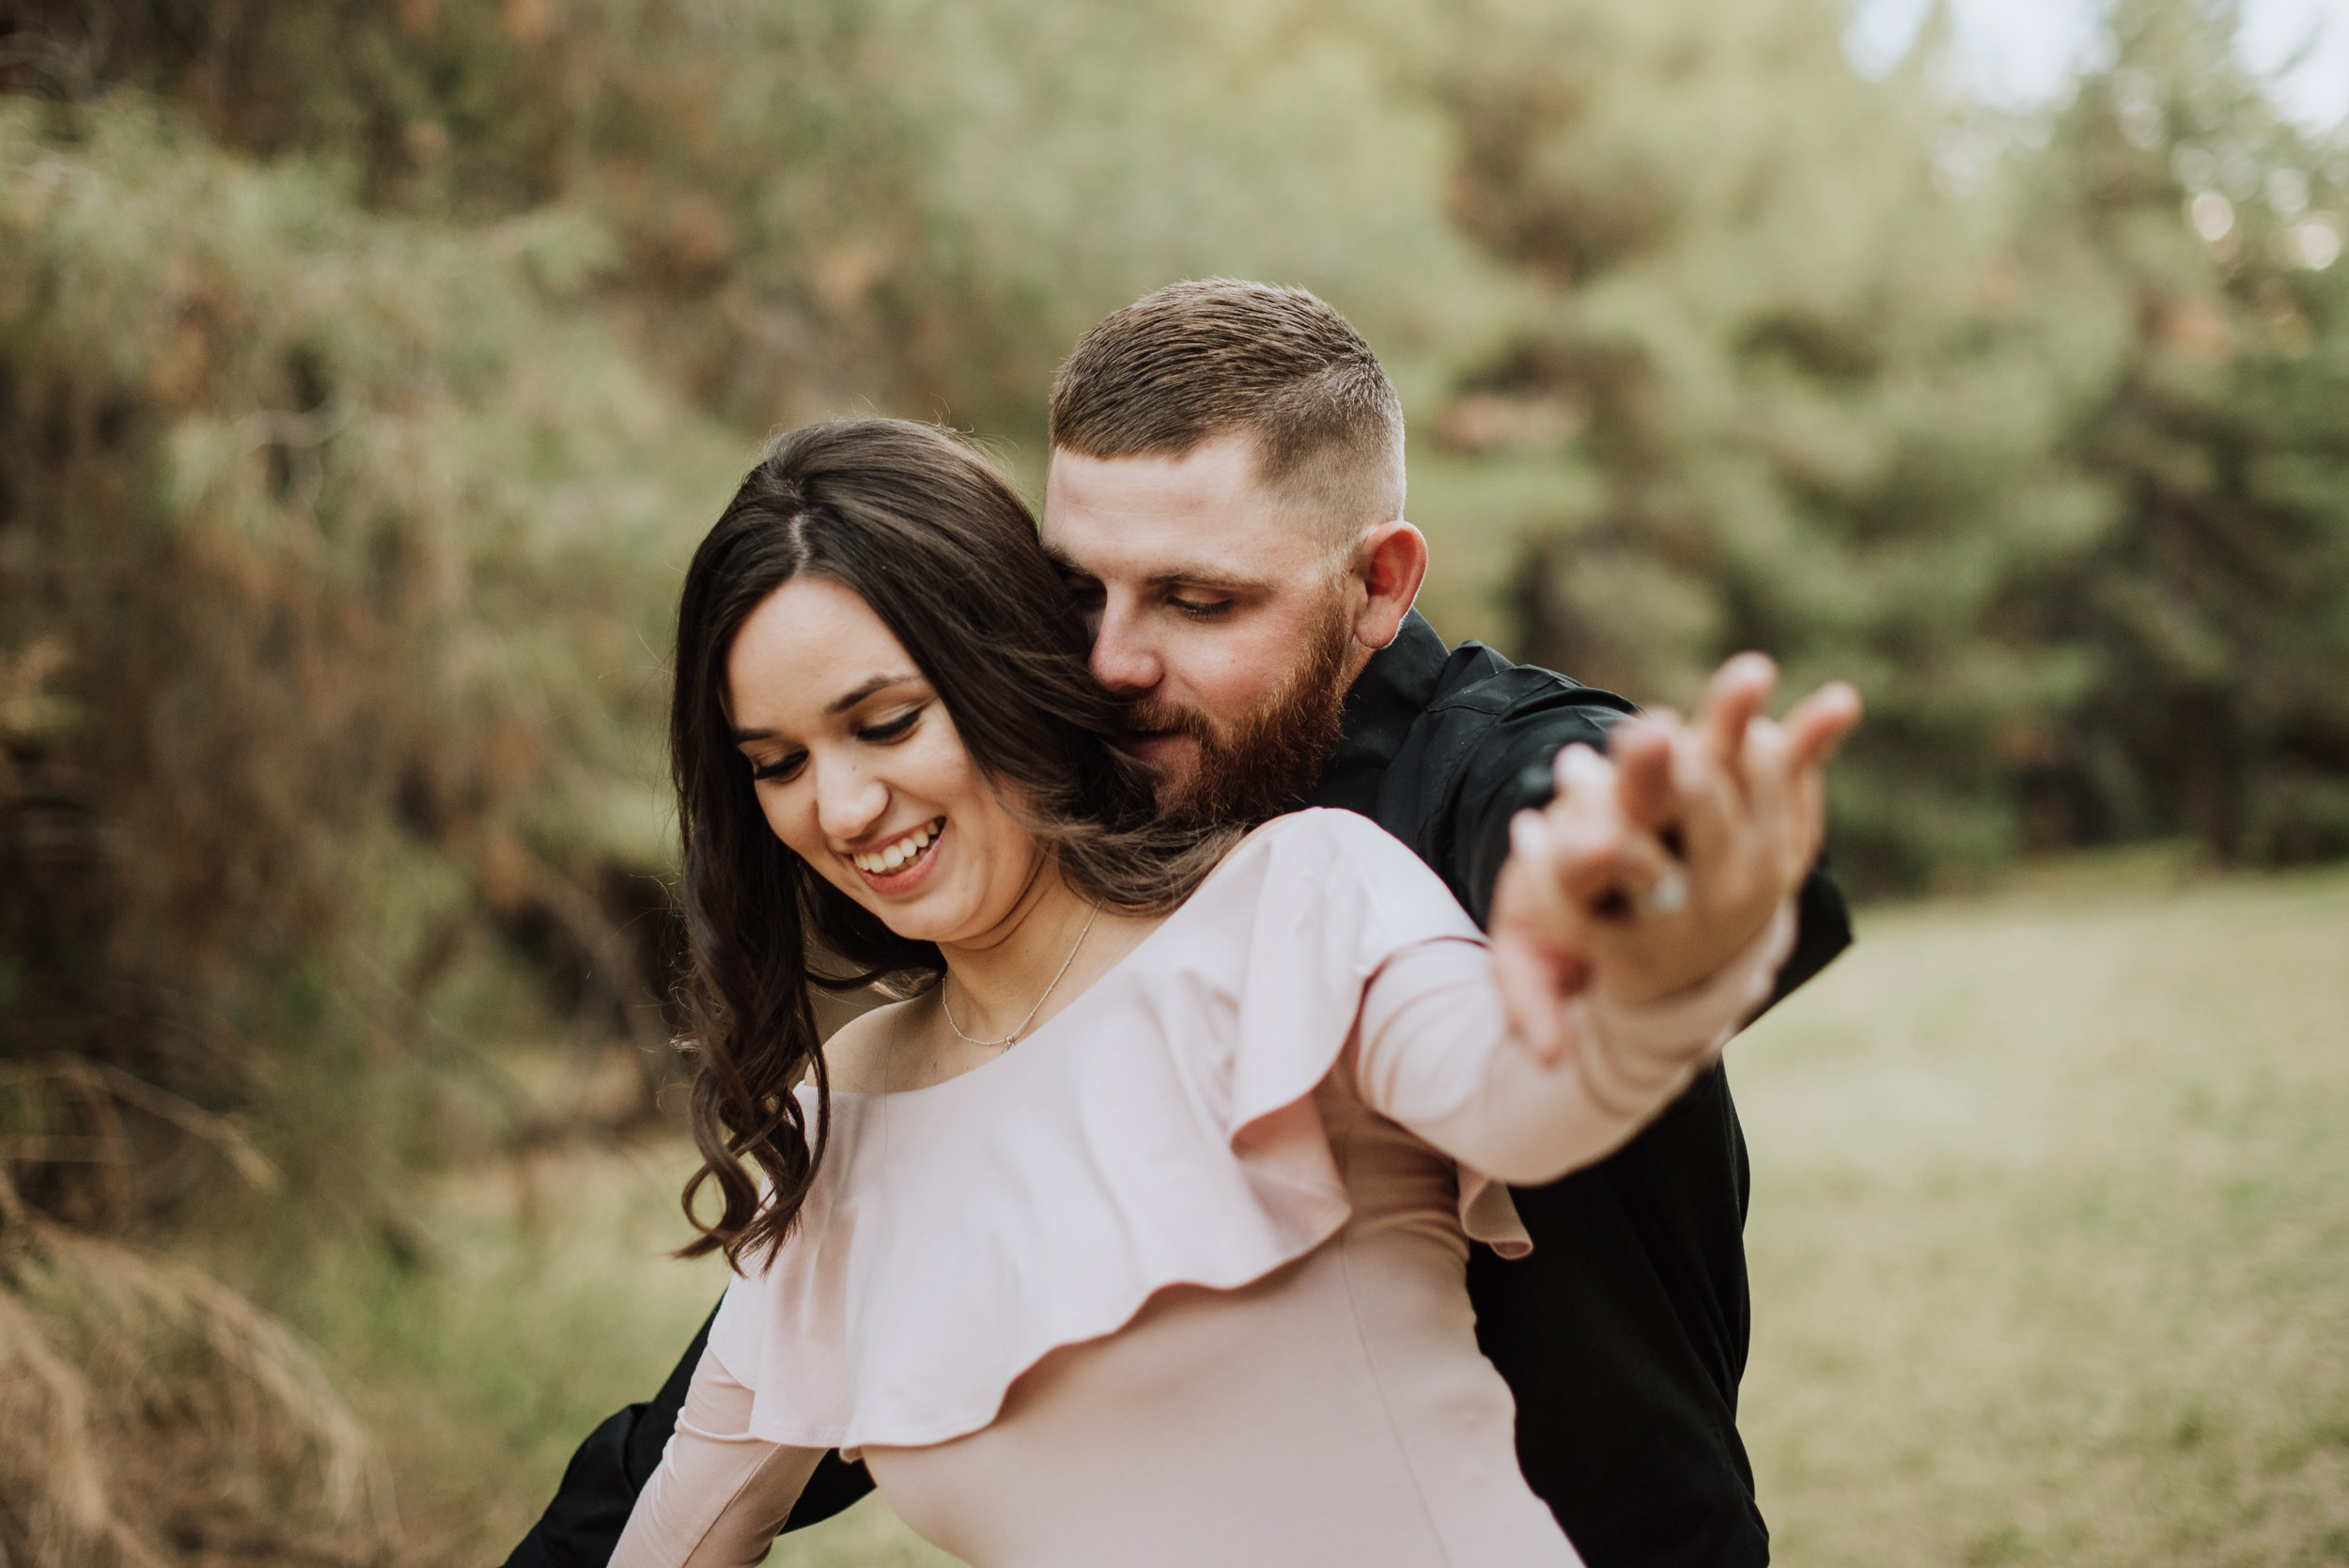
[726,577,923,732]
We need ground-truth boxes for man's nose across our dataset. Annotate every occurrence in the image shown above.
[1090,601,1162,697]
[815,758,889,843]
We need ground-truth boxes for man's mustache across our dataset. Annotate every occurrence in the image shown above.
[1119,699,1216,746]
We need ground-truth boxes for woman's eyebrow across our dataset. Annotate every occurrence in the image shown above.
[730,672,924,743]
[824,672,924,716]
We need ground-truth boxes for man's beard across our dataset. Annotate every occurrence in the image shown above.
[1126,596,1355,829]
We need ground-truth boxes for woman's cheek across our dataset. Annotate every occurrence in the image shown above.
[754,788,793,849]
[763,786,829,867]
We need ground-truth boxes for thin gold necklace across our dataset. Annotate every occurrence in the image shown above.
[940,905,1100,1048]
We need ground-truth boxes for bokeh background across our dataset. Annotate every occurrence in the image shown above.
[1,0,2345,1562]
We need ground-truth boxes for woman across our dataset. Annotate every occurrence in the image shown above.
[615,419,1792,1567]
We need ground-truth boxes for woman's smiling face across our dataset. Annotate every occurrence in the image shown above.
[727,575,1044,945]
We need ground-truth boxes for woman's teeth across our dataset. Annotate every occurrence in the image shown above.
[854,820,941,875]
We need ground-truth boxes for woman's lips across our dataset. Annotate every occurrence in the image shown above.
[851,819,945,894]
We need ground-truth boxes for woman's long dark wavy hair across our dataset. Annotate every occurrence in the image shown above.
[672,419,1232,1269]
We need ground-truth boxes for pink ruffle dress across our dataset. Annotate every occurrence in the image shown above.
[613,809,1792,1568]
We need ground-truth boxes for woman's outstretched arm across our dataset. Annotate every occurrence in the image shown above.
[1350,901,1794,1188]
[610,1343,824,1568]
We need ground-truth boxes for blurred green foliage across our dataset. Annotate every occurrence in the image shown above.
[0,70,743,1560]
[1,0,2347,1552]
[1451,0,2349,890]
[0,88,739,1210]
[0,0,2341,1208]
[1,0,2341,1204]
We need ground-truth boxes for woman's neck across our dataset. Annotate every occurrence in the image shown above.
[824,862,1165,1094]
[934,862,1101,1043]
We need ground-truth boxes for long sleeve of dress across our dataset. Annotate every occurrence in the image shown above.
[609,1340,823,1568]
[1350,901,1796,1187]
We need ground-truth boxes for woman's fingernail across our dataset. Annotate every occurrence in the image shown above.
[1512,810,1548,858]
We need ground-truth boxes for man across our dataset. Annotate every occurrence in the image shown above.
[506,281,1857,1568]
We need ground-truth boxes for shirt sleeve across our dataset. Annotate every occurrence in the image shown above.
[609,1341,826,1568]
[1349,901,1796,1187]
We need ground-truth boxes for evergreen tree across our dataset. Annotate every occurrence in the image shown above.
[1430,0,2349,887]
[1430,0,2114,889]
[2023,0,2349,863]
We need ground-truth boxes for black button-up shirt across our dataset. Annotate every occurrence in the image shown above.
[1311,611,1849,1568]
[504,611,1850,1568]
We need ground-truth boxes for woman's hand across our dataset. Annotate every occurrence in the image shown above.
[1488,655,1859,1063]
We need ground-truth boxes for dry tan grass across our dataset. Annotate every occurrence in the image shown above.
[264,1142,736,1566]
[0,1173,398,1568]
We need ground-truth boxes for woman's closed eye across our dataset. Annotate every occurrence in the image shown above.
[857,705,925,743]
[750,749,807,784]
[745,702,926,782]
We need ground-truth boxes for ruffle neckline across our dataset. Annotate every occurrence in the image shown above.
[706,810,1521,1452]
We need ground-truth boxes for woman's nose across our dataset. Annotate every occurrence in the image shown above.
[815,760,889,843]
[1089,601,1163,697]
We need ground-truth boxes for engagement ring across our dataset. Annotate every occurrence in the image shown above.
[1633,864,1688,918]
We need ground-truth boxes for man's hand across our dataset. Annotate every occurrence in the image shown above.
[1488,654,1860,1062]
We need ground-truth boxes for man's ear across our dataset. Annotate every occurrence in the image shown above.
[1352,520,1429,652]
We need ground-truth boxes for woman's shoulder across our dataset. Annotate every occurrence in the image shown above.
[1218,805,1391,867]
[1216,808,1454,902]
[818,996,929,1094]
[1184,808,1480,955]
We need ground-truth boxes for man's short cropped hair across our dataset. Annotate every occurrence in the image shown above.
[1049,280,1406,542]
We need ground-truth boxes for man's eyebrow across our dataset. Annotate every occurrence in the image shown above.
[1143,566,1276,593]
[729,672,923,742]
[1039,545,1271,594]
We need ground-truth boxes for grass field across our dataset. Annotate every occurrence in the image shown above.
[1737,857,2349,1567]
[354,858,2349,1566]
